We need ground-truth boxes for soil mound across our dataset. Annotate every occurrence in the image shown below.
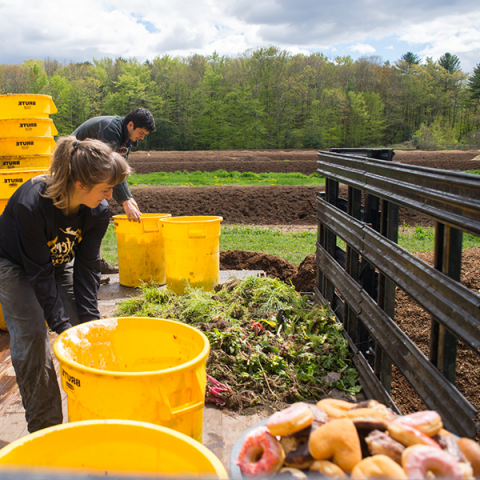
[290,254,317,293]
[220,250,298,282]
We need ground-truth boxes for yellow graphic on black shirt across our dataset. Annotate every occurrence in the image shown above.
[47,228,83,266]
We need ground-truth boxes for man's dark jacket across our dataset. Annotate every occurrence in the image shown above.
[72,116,135,205]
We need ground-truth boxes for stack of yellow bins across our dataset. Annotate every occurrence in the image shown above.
[0,93,58,330]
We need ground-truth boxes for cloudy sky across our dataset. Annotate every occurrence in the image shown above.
[1,0,479,73]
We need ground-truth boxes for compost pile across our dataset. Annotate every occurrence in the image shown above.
[115,276,361,414]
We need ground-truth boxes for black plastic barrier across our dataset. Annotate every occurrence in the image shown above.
[315,149,480,438]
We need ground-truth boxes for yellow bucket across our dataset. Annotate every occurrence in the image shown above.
[0,419,228,478]
[113,213,171,287]
[0,168,48,200]
[0,94,57,119]
[0,154,51,170]
[53,317,210,443]
[161,216,223,295]
[0,118,58,138]
[0,137,56,156]
[0,304,6,332]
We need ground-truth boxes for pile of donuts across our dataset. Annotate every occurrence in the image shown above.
[235,398,480,479]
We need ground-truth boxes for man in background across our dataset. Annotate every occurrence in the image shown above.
[73,108,156,273]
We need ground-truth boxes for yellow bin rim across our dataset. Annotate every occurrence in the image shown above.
[160,215,223,224]
[53,317,210,378]
[0,93,57,115]
[113,213,172,220]
[0,419,228,478]
[0,118,58,136]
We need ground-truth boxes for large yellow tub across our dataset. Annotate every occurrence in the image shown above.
[0,137,56,156]
[0,94,57,119]
[114,213,171,287]
[0,154,51,170]
[0,419,228,478]
[0,168,48,200]
[0,118,58,137]
[53,317,210,443]
[161,216,223,295]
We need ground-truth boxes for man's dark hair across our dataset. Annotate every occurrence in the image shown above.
[124,108,156,132]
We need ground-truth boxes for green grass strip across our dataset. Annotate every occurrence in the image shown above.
[127,170,325,187]
[101,223,480,267]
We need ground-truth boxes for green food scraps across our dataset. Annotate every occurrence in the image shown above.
[115,276,361,412]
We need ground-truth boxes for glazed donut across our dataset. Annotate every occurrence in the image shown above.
[236,425,285,477]
[309,460,347,478]
[393,410,443,437]
[276,467,308,480]
[308,418,362,473]
[348,399,398,423]
[388,419,441,448]
[401,444,464,479]
[457,437,480,476]
[351,454,407,479]
[316,398,355,419]
[365,429,405,465]
[345,408,395,424]
[266,403,314,437]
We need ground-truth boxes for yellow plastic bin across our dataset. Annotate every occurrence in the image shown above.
[0,154,51,170]
[0,137,56,156]
[0,304,6,332]
[0,419,228,478]
[161,216,223,295]
[0,94,57,119]
[0,118,58,137]
[0,168,48,199]
[113,213,171,287]
[53,317,210,443]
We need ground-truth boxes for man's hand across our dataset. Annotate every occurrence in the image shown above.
[122,198,141,222]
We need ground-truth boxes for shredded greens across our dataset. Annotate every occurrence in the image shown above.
[115,276,361,413]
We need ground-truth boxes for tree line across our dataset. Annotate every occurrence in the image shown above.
[1,48,479,150]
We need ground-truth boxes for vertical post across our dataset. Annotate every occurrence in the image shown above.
[375,199,399,392]
[345,186,362,341]
[430,222,462,383]
[322,178,339,305]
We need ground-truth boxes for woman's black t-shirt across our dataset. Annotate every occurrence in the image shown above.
[0,177,110,333]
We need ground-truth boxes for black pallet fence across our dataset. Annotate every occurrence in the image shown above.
[315,148,480,438]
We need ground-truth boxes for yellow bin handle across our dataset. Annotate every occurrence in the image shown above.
[189,227,206,238]
[151,369,205,420]
[142,218,160,233]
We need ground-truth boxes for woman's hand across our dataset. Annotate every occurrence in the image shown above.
[122,198,141,222]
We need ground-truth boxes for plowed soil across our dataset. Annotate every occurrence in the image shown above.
[118,148,480,424]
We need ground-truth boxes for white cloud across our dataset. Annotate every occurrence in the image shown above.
[348,43,376,54]
[0,0,479,71]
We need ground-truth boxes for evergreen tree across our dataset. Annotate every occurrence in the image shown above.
[439,53,461,73]
[468,63,480,100]
[401,52,421,66]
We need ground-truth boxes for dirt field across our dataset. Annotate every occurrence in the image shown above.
[129,148,480,174]
[119,148,480,422]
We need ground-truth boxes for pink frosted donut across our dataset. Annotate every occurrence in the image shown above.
[236,426,286,477]
[402,445,464,479]
[388,420,441,449]
[393,410,443,437]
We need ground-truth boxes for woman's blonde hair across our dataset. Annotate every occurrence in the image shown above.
[43,136,132,211]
